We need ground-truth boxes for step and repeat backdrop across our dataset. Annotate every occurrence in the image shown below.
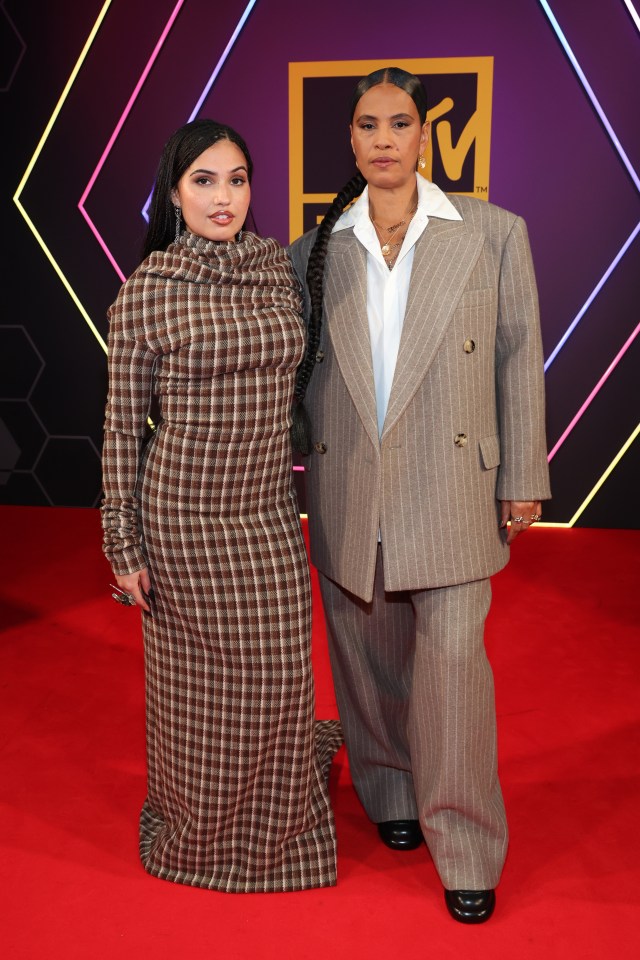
[1,0,638,526]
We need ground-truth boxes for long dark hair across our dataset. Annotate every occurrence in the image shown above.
[141,119,254,261]
[291,68,427,454]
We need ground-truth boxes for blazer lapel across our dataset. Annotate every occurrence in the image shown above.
[382,220,484,440]
[324,232,380,449]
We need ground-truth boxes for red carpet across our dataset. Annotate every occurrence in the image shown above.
[1,506,638,959]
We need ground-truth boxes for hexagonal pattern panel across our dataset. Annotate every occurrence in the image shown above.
[35,436,102,507]
[0,2,26,92]
[0,401,46,473]
[0,416,20,482]
[0,327,44,398]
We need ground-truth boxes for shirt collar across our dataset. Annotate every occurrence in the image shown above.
[332,173,462,233]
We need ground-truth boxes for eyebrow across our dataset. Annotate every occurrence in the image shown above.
[356,112,415,122]
[189,165,248,175]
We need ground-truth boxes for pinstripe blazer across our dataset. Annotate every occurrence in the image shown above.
[289,195,551,603]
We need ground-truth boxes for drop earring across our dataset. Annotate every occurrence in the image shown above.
[173,205,182,243]
[418,155,427,170]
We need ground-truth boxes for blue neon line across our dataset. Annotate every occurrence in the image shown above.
[142,0,259,221]
[544,221,640,370]
[187,0,258,120]
[538,0,640,192]
[538,0,640,369]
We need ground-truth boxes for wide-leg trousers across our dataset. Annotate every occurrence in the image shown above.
[319,547,508,890]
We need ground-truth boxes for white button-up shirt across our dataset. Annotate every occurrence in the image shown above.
[333,174,462,437]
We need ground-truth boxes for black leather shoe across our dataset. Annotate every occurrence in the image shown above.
[377,819,423,850]
[444,889,496,924]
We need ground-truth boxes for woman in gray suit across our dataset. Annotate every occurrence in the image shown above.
[289,67,551,923]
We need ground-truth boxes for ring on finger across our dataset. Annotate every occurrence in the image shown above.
[110,584,137,606]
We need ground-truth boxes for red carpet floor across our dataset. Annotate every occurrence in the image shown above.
[0,506,638,959]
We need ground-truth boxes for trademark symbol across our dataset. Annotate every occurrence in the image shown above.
[475,185,488,193]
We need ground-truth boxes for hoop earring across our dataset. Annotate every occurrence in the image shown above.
[173,205,182,243]
[418,155,427,170]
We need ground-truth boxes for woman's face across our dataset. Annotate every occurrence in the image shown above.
[350,83,428,191]
[171,139,251,242]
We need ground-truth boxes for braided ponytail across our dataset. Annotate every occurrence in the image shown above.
[291,172,366,454]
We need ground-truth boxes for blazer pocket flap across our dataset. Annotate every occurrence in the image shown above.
[479,434,501,469]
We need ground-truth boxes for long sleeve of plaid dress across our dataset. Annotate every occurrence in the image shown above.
[101,277,158,575]
[100,231,341,893]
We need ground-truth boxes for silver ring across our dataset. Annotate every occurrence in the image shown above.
[530,514,541,522]
[511,516,526,523]
[110,584,136,606]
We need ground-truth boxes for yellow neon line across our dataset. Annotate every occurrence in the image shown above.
[13,0,112,354]
[13,200,107,351]
[14,1,112,199]
[568,422,640,526]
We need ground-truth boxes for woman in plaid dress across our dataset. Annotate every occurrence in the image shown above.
[101,120,341,893]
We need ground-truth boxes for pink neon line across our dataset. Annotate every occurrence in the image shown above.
[548,321,640,461]
[82,207,127,282]
[78,0,185,270]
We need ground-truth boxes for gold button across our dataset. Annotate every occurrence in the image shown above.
[316,351,325,363]
[463,339,476,353]
[314,441,327,454]
[454,433,468,447]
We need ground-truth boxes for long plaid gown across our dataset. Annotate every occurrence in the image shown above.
[101,231,341,892]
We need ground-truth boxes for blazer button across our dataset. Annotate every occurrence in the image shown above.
[463,338,476,353]
[314,441,327,454]
[454,433,468,447]
[316,350,325,362]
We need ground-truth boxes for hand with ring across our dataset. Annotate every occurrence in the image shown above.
[499,500,542,544]
[111,566,152,612]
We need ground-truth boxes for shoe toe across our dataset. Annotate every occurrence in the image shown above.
[377,819,423,850]
[444,889,496,924]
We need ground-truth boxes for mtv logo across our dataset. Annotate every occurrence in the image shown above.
[289,57,493,240]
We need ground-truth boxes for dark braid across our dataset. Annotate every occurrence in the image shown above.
[291,65,427,454]
[291,172,366,454]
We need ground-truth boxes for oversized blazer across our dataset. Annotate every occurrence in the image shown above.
[289,194,551,603]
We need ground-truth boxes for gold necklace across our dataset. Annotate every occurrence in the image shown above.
[370,202,418,257]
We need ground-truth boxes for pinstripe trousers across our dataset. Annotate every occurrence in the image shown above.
[319,546,508,890]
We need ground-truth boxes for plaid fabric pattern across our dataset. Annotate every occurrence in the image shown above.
[102,231,341,892]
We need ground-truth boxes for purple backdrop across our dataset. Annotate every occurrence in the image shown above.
[1,0,638,524]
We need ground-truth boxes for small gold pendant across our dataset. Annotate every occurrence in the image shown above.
[381,244,390,256]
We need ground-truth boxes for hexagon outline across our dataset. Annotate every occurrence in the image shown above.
[0,324,45,398]
[0,0,27,93]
